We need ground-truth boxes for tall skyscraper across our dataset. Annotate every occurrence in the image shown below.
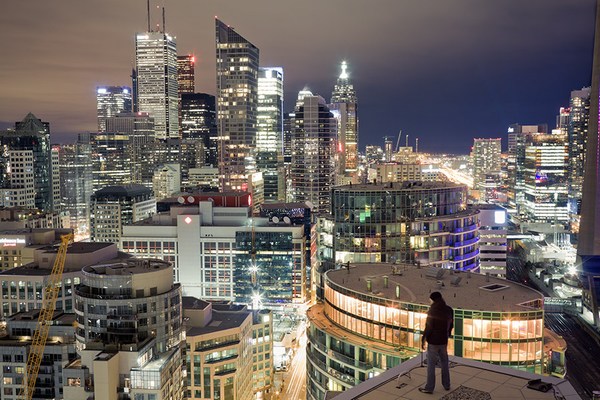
[96,86,132,132]
[0,113,53,211]
[472,138,501,201]
[568,87,591,231]
[177,54,195,95]
[57,137,93,236]
[135,31,178,139]
[330,61,359,183]
[215,18,260,192]
[578,0,600,328]
[257,67,284,201]
[291,92,337,214]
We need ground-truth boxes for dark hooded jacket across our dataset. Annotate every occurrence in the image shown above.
[422,299,454,345]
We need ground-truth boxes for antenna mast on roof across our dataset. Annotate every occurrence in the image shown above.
[162,7,166,33]
[146,0,151,31]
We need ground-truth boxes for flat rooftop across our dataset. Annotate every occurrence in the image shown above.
[8,310,76,325]
[335,181,465,192]
[39,242,114,254]
[83,258,170,275]
[326,263,542,312]
[187,310,250,336]
[327,355,581,400]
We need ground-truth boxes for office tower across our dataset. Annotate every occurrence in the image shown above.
[51,146,60,212]
[135,31,178,139]
[215,18,260,192]
[257,67,284,201]
[475,204,508,276]
[64,258,183,400]
[376,163,442,183]
[568,87,591,231]
[100,112,155,187]
[153,163,181,199]
[90,184,156,243]
[291,92,337,214]
[0,113,52,212]
[330,61,359,182]
[578,0,600,328]
[96,86,132,132]
[0,311,77,400]
[506,123,547,211]
[180,93,217,185]
[58,139,93,236]
[472,138,501,201]
[177,54,195,95]
[120,194,307,303]
[306,264,546,399]
[88,131,132,191]
[522,132,568,223]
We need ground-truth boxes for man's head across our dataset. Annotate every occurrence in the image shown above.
[430,291,443,302]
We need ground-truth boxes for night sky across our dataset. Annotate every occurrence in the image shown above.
[0,0,596,153]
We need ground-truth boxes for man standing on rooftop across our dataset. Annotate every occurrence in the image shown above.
[420,291,454,394]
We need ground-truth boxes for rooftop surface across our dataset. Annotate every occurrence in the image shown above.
[83,258,171,276]
[326,263,543,312]
[327,355,581,400]
[334,181,465,192]
[186,310,250,336]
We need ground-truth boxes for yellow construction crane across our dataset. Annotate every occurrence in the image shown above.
[18,233,73,400]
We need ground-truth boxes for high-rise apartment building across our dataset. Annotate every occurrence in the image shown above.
[568,87,591,231]
[0,113,53,212]
[177,54,195,95]
[257,67,284,202]
[135,31,179,139]
[64,258,183,400]
[475,204,508,277]
[215,18,260,192]
[522,132,568,223]
[291,92,337,214]
[96,86,132,132]
[472,138,501,201]
[330,61,359,183]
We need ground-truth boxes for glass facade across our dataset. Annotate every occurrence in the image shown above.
[306,270,545,400]
[234,231,304,304]
[215,18,260,192]
[318,183,479,289]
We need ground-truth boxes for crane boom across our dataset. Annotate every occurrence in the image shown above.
[19,233,73,400]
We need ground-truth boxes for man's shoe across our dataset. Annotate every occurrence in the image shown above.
[418,387,433,394]
[444,386,451,391]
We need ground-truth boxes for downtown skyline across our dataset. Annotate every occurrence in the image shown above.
[0,0,596,153]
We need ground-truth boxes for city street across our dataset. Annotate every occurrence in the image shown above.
[275,329,307,400]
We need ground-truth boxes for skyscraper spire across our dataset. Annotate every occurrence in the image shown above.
[577,0,600,327]
[330,61,359,184]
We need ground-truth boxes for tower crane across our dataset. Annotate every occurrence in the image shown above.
[18,233,73,400]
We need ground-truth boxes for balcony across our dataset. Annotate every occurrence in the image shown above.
[205,354,238,364]
[453,249,480,261]
[329,348,373,370]
[453,223,478,234]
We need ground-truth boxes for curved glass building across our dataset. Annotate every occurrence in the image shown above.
[319,182,479,272]
[307,263,545,400]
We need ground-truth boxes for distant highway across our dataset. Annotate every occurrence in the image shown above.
[438,167,473,188]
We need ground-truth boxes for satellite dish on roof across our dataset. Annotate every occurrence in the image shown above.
[187,196,195,203]
[178,196,185,204]
[272,216,280,224]
[283,216,291,224]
